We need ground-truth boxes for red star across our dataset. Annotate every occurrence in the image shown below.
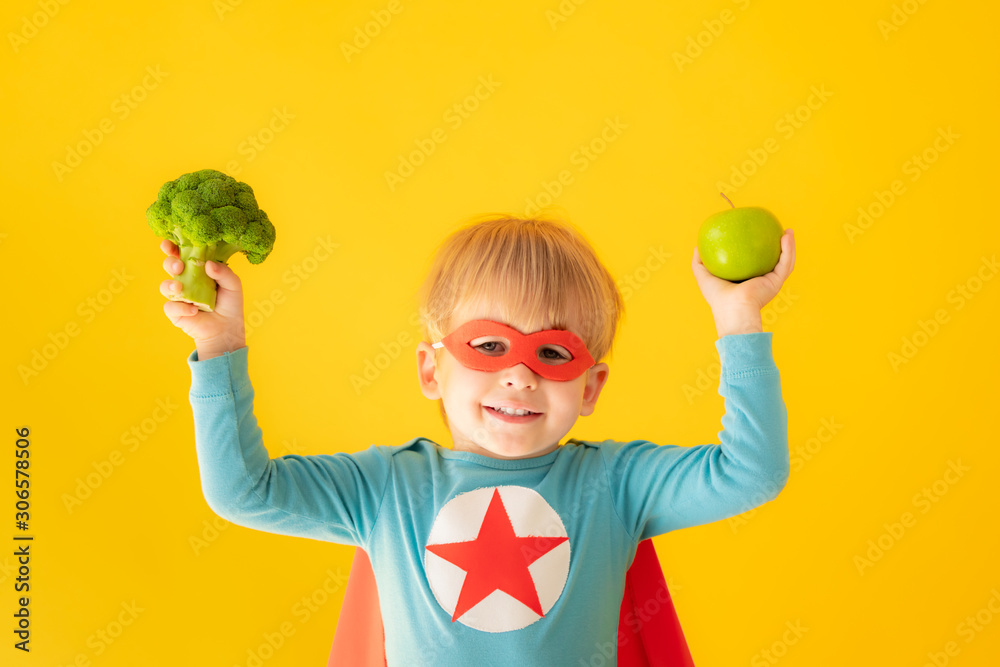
[425,488,569,622]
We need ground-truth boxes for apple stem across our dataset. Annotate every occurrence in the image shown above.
[720,192,735,208]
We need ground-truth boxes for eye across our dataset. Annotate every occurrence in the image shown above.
[471,338,507,355]
[539,346,571,363]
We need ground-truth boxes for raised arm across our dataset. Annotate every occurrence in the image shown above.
[604,332,789,540]
[605,227,797,539]
[187,346,391,547]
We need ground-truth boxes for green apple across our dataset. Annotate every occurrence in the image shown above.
[697,195,783,282]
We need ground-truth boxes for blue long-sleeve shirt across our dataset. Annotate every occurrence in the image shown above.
[186,331,788,666]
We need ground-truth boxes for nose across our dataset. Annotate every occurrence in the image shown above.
[499,362,538,390]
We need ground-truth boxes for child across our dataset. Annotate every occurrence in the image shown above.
[159,214,795,665]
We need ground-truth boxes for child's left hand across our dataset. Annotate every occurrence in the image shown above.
[691,228,796,315]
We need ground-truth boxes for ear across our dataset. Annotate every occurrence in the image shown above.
[416,341,442,400]
[579,363,609,417]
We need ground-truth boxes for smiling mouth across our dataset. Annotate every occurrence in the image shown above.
[484,405,542,416]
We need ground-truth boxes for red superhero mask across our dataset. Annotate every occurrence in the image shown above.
[431,319,596,381]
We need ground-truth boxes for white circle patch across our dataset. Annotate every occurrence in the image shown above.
[424,485,571,632]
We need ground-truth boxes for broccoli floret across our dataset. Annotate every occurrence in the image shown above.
[147,169,276,312]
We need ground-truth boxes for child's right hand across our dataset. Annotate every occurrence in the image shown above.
[159,239,247,360]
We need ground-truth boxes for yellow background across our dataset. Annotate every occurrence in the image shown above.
[4,0,999,665]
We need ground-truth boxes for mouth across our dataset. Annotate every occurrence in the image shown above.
[483,405,543,422]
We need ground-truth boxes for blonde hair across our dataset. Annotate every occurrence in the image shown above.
[417,213,625,425]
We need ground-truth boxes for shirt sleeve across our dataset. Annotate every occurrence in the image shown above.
[186,346,391,548]
[602,332,789,541]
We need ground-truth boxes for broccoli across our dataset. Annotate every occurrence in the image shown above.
[147,168,275,312]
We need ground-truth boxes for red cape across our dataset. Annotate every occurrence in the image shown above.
[329,539,695,666]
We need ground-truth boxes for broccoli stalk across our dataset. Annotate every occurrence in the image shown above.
[147,169,276,312]
[169,225,244,311]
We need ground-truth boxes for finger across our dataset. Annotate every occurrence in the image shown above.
[160,239,179,257]
[691,246,706,271]
[162,256,184,276]
[164,300,200,326]
[786,229,796,274]
[771,229,795,280]
[205,260,242,293]
[160,279,183,299]
[691,247,702,274]
[691,247,714,279]
[780,229,795,276]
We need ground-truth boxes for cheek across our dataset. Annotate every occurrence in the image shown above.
[558,382,584,417]
[547,386,583,415]
[445,366,492,399]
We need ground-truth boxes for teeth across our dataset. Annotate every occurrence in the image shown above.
[491,406,535,416]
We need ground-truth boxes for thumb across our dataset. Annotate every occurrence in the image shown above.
[206,260,242,292]
[691,247,712,280]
